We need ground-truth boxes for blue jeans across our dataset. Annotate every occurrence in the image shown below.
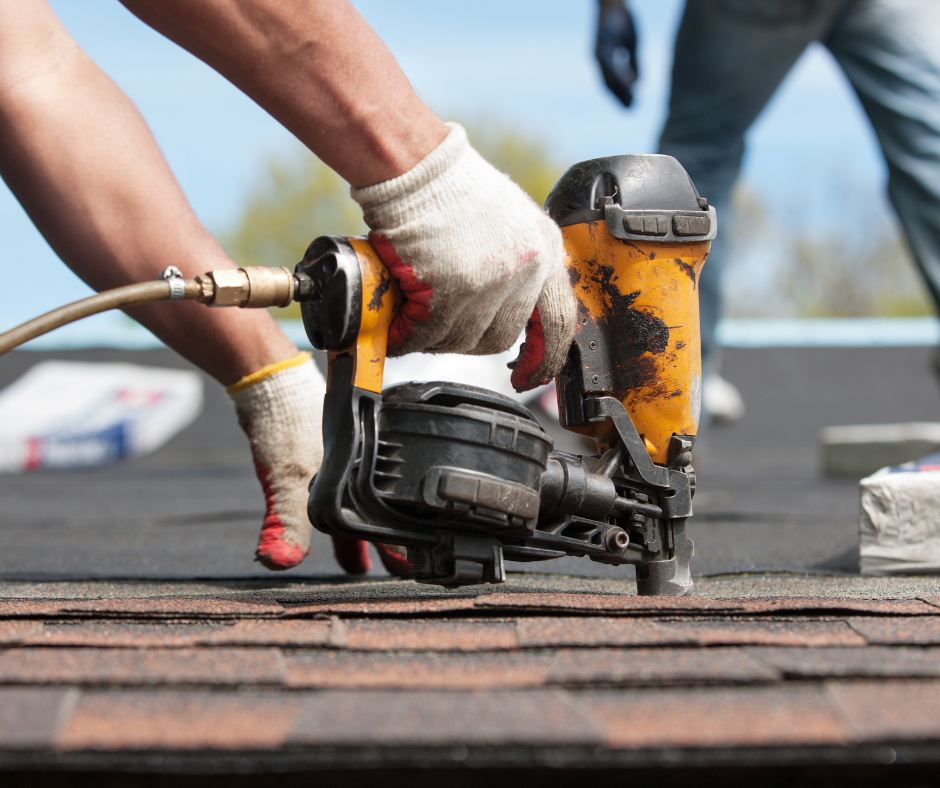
[659,0,940,368]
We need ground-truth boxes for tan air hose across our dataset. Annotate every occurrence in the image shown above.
[0,265,298,356]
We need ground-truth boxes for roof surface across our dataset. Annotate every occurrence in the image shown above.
[2,574,940,784]
[1,346,939,784]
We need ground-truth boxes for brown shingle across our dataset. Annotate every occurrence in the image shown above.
[343,620,518,651]
[827,679,940,741]
[474,593,744,614]
[517,617,666,647]
[579,686,849,748]
[286,651,551,689]
[474,594,939,617]
[288,689,599,746]
[548,647,780,685]
[736,599,937,616]
[0,596,283,619]
[848,616,940,645]
[19,619,331,648]
[657,620,867,646]
[284,598,477,617]
[516,617,866,648]
[747,646,940,678]
[917,595,940,612]
[0,620,42,644]
[59,691,302,750]
[0,688,76,750]
[0,647,287,686]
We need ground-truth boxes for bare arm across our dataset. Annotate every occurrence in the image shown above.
[118,0,449,188]
[0,0,296,384]
[120,0,572,391]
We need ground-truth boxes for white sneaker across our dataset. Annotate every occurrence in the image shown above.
[703,373,745,425]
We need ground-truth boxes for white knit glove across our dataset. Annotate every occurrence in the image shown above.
[227,354,325,570]
[227,353,412,577]
[351,123,577,392]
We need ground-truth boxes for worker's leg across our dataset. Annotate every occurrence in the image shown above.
[827,0,940,318]
[659,0,850,381]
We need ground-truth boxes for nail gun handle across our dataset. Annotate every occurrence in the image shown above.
[295,235,401,394]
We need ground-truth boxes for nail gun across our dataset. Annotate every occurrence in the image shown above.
[295,154,714,594]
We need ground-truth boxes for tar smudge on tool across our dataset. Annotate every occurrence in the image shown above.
[673,257,698,286]
[368,267,391,312]
[586,262,671,394]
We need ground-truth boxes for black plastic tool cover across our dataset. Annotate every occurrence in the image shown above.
[544,153,709,229]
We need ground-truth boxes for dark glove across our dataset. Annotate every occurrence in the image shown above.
[595,0,638,108]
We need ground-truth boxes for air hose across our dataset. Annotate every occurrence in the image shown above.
[0,265,303,356]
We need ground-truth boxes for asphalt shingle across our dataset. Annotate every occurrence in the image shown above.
[0,647,288,686]
[826,680,940,741]
[547,647,780,686]
[59,691,303,751]
[579,686,850,749]
[748,646,940,679]
[0,687,76,750]
[288,689,598,747]
[849,616,940,645]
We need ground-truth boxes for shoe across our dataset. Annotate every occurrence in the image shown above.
[703,373,745,425]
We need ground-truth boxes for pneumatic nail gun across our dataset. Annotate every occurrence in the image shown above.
[295,154,714,595]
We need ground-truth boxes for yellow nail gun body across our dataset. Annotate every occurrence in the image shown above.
[296,155,713,594]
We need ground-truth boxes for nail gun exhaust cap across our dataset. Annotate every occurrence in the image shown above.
[544,154,717,242]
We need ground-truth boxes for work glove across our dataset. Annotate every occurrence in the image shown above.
[595,0,638,108]
[227,353,410,577]
[351,123,577,392]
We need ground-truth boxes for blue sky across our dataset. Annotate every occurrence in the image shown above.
[0,1,889,330]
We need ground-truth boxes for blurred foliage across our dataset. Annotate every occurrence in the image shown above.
[223,134,932,322]
[778,234,931,318]
[724,185,933,319]
[460,119,562,207]
[220,152,366,323]
[220,121,564,319]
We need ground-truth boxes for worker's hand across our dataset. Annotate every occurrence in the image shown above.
[228,354,323,570]
[595,0,638,108]
[228,353,413,578]
[351,123,577,392]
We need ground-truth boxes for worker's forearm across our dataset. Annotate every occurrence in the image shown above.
[119,0,448,187]
[0,1,296,383]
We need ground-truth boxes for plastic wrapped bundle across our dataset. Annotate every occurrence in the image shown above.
[859,452,940,575]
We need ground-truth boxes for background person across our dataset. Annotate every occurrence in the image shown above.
[597,0,940,424]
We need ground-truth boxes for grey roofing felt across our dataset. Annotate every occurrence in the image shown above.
[1,345,937,581]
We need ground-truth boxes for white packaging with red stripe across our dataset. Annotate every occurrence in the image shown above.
[859,451,940,575]
[0,360,203,472]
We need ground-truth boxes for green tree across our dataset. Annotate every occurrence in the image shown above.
[723,185,933,319]
[220,122,564,318]
[220,149,366,274]
[461,119,562,206]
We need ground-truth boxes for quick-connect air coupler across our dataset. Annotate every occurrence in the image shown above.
[194,266,297,308]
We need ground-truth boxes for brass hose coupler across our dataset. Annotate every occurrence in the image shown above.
[194,266,296,308]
